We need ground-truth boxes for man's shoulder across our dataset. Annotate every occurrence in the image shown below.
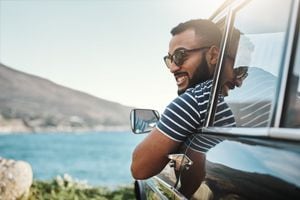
[177,80,213,107]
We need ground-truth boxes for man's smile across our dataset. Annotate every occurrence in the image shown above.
[175,72,189,86]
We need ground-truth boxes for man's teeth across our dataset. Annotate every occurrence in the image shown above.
[177,76,187,84]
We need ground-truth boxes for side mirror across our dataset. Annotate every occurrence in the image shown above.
[130,109,160,134]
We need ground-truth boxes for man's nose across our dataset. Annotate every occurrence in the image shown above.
[169,63,181,73]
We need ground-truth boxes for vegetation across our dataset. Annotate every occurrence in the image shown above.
[23,175,135,200]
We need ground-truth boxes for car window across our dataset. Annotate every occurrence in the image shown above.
[214,0,293,127]
[283,29,300,128]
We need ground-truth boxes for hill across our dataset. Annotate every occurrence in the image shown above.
[0,63,132,132]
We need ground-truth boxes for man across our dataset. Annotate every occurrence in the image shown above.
[131,19,236,180]
[166,19,221,95]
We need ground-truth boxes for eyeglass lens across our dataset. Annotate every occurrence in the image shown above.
[164,50,186,68]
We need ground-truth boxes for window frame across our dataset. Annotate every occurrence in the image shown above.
[273,0,300,128]
[203,0,300,140]
[279,0,300,128]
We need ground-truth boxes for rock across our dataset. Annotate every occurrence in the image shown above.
[0,157,33,200]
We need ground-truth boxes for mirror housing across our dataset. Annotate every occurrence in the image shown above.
[130,109,160,134]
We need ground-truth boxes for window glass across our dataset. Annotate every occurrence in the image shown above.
[283,30,300,128]
[215,0,293,127]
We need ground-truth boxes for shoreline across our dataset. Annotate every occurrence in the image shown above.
[0,126,131,134]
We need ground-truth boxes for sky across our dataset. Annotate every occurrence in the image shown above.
[0,0,224,112]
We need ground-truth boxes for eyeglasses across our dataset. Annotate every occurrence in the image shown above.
[163,46,210,68]
[234,66,248,80]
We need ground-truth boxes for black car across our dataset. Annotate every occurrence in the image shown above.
[130,0,300,199]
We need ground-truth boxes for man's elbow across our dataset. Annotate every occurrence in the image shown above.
[131,162,150,180]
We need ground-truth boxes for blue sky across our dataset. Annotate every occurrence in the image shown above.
[0,0,224,111]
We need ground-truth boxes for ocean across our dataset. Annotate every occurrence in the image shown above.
[0,131,146,187]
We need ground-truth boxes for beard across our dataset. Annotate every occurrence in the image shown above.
[177,54,212,95]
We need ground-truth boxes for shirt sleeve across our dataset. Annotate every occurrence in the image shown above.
[156,91,202,142]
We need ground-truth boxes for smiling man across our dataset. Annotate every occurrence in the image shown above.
[165,19,222,95]
[131,19,236,180]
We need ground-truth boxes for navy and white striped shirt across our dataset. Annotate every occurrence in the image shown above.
[157,80,235,153]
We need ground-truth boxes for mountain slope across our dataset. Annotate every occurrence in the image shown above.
[0,63,132,132]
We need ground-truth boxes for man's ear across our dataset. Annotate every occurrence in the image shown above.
[206,45,220,65]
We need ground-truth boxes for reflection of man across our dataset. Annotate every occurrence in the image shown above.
[223,29,279,128]
[220,28,248,96]
[131,19,236,181]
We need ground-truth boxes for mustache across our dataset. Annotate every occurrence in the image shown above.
[174,72,188,77]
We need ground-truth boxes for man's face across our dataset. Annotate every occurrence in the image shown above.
[220,58,235,96]
[220,58,248,96]
[168,29,213,95]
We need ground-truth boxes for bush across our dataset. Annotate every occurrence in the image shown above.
[24,174,135,200]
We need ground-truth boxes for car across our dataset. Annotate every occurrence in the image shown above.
[130,0,300,199]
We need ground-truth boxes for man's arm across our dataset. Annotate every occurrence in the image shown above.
[131,127,180,179]
[131,88,203,179]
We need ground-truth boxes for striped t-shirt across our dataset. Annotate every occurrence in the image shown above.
[157,80,236,153]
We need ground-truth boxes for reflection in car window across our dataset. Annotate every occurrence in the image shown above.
[216,0,293,127]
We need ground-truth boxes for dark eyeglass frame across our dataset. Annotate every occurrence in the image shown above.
[163,46,210,68]
[234,66,248,80]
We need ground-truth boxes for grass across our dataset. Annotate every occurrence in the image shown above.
[22,174,135,200]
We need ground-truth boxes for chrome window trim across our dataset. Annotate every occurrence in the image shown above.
[205,8,233,126]
[274,0,300,127]
[269,128,300,141]
[202,127,269,136]
[210,0,250,23]
[211,5,229,23]
[202,127,300,141]
[207,0,250,127]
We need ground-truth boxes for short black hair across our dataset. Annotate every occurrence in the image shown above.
[171,19,222,47]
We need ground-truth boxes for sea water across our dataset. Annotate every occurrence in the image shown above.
[0,131,146,187]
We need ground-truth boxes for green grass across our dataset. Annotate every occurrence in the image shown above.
[23,175,135,200]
